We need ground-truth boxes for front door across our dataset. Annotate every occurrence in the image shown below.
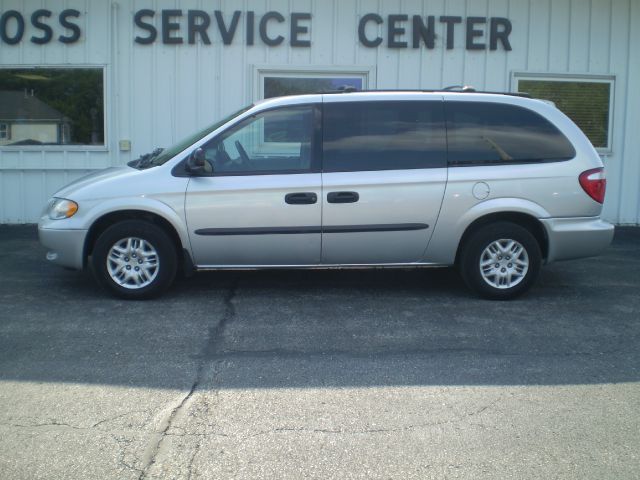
[186,104,322,266]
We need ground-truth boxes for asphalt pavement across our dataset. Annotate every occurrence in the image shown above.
[0,225,639,479]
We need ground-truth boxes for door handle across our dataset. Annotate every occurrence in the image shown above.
[285,192,318,205]
[327,191,359,204]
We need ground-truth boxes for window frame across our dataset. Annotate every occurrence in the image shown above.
[253,65,376,102]
[0,123,9,141]
[0,65,108,152]
[250,67,374,161]
[197,104,322,177]
[511,72,615,154]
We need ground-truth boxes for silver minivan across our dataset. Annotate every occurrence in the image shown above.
[38,91,614,299]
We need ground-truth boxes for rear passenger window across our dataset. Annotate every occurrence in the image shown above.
[323,101,446,172]
[446,102,576,166]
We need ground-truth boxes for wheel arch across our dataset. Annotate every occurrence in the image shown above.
[455,212,549,266]
[83,209,188,270]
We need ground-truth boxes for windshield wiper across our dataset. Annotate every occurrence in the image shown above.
[130,147,164,169]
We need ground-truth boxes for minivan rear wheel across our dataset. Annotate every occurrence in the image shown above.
[91,220,177,300]
[459,222,541,300]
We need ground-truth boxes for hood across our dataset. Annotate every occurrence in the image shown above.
[54,166,141,199]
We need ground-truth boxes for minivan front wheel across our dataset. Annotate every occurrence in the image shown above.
[459,222,541,300]
[91,220,177,299]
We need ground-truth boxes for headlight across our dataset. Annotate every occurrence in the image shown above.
[48,198,79,220]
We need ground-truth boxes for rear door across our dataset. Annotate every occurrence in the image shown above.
[321,96,448,264]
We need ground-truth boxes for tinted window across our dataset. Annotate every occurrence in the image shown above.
[323,101,446,172]
[446,102,575,166]
[202,106,314,175]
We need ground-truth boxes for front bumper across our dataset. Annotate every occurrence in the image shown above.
[38,225,88,270]
[540,217,615,263]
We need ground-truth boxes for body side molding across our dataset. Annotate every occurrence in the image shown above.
[194,223,429,236]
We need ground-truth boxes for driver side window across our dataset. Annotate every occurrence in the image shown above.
[203,105,314,174]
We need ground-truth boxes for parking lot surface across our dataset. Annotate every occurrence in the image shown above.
[0,225,639,479]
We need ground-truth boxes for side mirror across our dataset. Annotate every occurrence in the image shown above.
[185,148,212,176]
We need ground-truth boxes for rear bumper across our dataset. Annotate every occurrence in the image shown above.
[540,217,615,263]
[38,225,87,270]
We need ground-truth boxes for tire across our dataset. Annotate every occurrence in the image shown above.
[459,222,542,300]
[91,220,177,299]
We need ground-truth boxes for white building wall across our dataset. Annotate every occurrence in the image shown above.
[0,0,638,224]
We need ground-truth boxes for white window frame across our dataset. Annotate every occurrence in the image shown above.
[510,72,615,154]
[253,65,376,101]
[0,123,9,140]
[0,65,107,152]
[61,123,70,144]
[251,66,375,154]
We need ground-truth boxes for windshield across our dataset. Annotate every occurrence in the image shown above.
[133,105,253,168]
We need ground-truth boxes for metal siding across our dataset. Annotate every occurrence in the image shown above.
[619,0,640,224]
[355,0,382,80]
[485,0,509,90]
[568,0,590,72]
[440,0,466,88]
[0,0,638,223]
[527,0,550,71]
[548,0,571,72]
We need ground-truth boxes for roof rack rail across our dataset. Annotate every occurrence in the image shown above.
[319,85,359,94]
[319,88,532,98]
[443,85,476,92]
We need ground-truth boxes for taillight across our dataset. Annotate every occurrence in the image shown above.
[579,167,606,204]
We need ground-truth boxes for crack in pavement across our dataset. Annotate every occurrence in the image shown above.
[0,420,159,438]
[238,397,503,441]
[1,396,501,452]
[111,434,144,477]
[136,284,237,480]
[91,410,153,429]
[0,421,84,430]
[186,438,203,480]
[165,431,228,438]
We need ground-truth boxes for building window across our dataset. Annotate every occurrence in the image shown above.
[0,67,105,148]
[513,74,614,152]
[0,123,9,141]
[254,67,373,147]
[255,66,374,100]
[264,76,364,98]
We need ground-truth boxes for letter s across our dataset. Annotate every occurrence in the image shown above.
[59,9,81,44]
[134,9,157,44]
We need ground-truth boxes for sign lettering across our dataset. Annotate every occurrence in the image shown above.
[0,10,513,52]
[0,9,80,45]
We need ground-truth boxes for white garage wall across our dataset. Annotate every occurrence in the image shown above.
[0,0,638,224]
